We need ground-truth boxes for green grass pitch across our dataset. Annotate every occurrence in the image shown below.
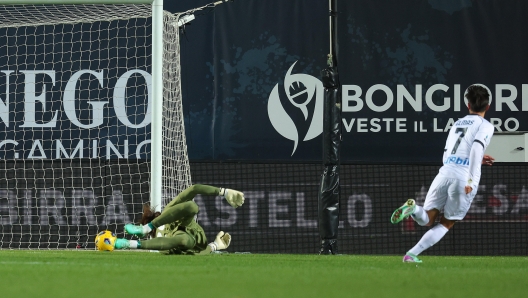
[1,250,527,298]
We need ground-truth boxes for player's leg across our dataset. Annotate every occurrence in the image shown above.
[404,214,456,262]
[398,176,446,263]
[390,176,446,225]
[125,201,199,237]
[152,201,198,227]
[404,178,464,262]
[391,201,439,225]
[115,230,232,255]
[443,179,476,223]
[412,206,440,226]
[401,174,448,225]
[416,175,450,226]
[405,222,450,262]
[115,231,195,251]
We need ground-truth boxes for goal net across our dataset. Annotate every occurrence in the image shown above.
[0,1,191,249]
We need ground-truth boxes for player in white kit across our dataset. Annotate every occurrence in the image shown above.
[390,85,495,263]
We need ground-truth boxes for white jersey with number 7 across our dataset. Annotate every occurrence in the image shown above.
[439,114,494,188]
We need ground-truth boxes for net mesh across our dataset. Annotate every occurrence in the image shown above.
[0,4,191,249]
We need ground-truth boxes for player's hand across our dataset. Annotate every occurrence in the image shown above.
[464,186,473,194]
[482,154,495,166]
[225,189,245,208]
[213,231,231,250]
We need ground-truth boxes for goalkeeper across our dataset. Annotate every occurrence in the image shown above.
[113,184,244,254]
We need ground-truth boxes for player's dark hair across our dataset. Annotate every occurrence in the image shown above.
[140,203,160,238]
[465,85,490,112]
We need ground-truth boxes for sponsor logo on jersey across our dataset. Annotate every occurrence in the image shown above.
[444,155,470,166]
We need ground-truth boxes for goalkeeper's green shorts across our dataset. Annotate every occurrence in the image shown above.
[159,220,208,255]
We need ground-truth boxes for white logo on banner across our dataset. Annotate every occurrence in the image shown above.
[267,61,323,155]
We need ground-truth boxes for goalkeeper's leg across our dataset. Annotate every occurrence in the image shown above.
[115,231,232,254]
[115,232,194,251]
[125,201,199,237]
[152,201,198,228]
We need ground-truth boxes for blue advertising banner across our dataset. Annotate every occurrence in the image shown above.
[172,0,528,162]
[1,1,526,163]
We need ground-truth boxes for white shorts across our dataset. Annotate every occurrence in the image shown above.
[423,174,477,220]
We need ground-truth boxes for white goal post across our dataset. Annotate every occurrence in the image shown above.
[0,0,191,248]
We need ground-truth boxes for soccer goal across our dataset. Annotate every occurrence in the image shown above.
[0,0,191,249]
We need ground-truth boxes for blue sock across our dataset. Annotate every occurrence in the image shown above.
[137,240,141,248]
[148,222,155,230]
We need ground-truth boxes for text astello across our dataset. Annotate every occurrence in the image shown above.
[340,83,527,133]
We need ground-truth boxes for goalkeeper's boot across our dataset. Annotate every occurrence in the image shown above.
[209,231,231,251]
[114,239,130,250]
[124,224,148,238]
[403,252,422,263]
[390,199,416,224]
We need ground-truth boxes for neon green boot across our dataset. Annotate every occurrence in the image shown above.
[391,199,416,224]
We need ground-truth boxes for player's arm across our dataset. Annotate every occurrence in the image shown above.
[466,123,495,194]
[465,141,485,194]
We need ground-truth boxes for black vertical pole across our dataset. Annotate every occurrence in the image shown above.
[318,0,341,255]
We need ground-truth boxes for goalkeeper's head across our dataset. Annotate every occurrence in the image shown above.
[140,203,161,238]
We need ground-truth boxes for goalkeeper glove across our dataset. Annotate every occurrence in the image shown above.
[208,231,231,251]
[220,188,245,208]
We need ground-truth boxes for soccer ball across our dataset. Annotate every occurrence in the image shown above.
[95,230,117,251]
